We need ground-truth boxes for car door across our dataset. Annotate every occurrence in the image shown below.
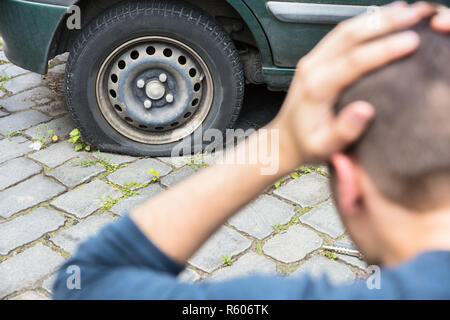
[244,0,413,68]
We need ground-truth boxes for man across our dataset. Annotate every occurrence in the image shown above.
[53,2,450,299]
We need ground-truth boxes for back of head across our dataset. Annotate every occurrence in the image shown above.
[335,20,450,211]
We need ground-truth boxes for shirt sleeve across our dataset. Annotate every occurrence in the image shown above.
[52,214,388,300]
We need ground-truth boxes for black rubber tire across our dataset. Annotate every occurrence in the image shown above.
[65,0,244,157]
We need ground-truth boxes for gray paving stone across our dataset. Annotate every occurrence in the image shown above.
[42,274,56,293]
[210,252,277,281]
[46,156,105,188]
[160,166,196,187]
[95,152,137,166]
[0,110,50,135]
[0,64,29,78]
[189,226,252,273]
[158,156,191,168]
[0,243,65,298]
[0,91,4,98]
[0,51,8,62]
[274,172,331,207]
[178,268,201,283]
[229,195,295,240]
[0,157,42,190]
[48,64,66,75]
[51,214,114,254]
[107,158,172,186]
[0,175,66,218]
[0,87,51,112]
[51,180,121,218]
[29,141,80,168]
[0,207,65,255]
[0,109,8,117]
[0,136,30,164]
[263,225,323,263]
[2,73,43,94]
[299,200,345,238]
[36,100,67,117]
[291,255,356,285]
[110,184,163,216]
[10,291,49,300]
[24,114,75,143]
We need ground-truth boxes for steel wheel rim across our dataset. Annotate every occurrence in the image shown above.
[96,36,214,145]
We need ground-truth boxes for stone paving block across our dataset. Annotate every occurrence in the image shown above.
[0,243,65,298]
[0,91,4,98]
[334,236,367,270]
[0,175,66,219]
[178,268,201,283]
[0,64,29,78]
[263,225,322,263]
[24,114,75,143]
[189,226,252,273]
[210,252,277,281]
[36,100,67,117]
[46,156,105,188]
[95,152,137,166]
[0,87,52,112]
[2,73,43,94]
[51,214,115,254]
[110,184,163,216]
[274,172,331,207]
[0,207,65,255]
[51,180,121,218]
[160,166,196,187]
[229,195,295,240]
[0,109,50,135]
[291,255,356,285]
[107,158,172,186]
[10,291,49,300]
[42,274,56,293]
[0,136,30,164]
[0,109,8,117]
[299,200,345,238]
[29,141,80,168]
[0,51,8,61]
[158,156,190,168]
[0,157,42,190]
[48,64,66,75]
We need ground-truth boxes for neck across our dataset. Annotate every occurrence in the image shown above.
[376,204,450,267]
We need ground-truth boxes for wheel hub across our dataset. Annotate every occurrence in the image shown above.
[145,80,166,100]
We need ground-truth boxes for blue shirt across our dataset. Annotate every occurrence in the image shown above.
[52,214,450,299]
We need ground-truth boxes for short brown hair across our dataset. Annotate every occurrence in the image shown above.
[335,20,450,210]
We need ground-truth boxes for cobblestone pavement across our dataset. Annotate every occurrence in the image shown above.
[0,40,368,300]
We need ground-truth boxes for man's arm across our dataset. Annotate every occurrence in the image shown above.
[53,3,444,299]
[130,3,432,264]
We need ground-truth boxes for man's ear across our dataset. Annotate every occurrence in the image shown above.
[330,153,361,217]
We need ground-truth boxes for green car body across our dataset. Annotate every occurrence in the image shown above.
[1,0,447,156]
[1,0,442,88]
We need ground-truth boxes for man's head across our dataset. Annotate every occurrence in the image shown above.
[332,20,450,264]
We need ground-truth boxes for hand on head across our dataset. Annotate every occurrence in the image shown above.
[271,1,447,171]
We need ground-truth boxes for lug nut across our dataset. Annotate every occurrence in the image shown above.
[137,79,145,89]
[166,94,174,103]
[159,73,167,83]
[144,99,152,109]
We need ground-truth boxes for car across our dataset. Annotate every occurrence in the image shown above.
[0,0,444,156]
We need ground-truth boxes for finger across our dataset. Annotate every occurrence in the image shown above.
[431,8,450,33]
[305,4,431,64]
[311,30,420,98]
[328,101,375,152]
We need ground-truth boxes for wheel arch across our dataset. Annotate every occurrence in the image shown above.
[49,0,273,69]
